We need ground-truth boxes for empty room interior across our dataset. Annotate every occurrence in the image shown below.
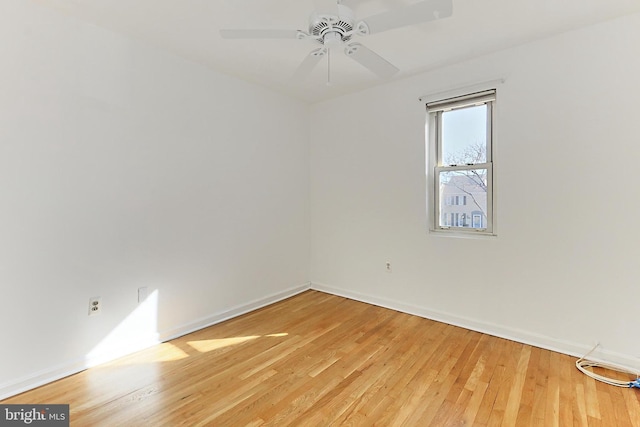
[1,0,640,425]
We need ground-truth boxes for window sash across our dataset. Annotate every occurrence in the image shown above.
[435,101,493,167]
[434,164,493,232]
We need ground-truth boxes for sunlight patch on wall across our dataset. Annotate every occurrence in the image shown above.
[85,290,160,368]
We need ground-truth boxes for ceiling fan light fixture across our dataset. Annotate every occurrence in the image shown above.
[323,31,343,48]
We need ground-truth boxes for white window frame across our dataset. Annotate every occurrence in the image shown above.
[426,89,496,235]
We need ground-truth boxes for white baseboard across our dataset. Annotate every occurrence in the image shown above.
[0,283,311,401]
[159,283,311,342]
[0,358,87,403]
[311,282,640,372]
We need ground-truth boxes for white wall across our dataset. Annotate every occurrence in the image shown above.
[3,0,639,401]
[310,13,640,368]
[0,1,309,398]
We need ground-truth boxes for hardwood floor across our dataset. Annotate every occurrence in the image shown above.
[3,290,639,426]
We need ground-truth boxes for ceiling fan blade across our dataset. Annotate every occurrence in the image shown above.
[359,0,453,35]
[220,29,300,39]
[312,0,339,14]
[291,48,327,82]
[344,43,399,79]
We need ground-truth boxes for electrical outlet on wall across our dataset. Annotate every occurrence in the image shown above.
[386,261,392,272]
[88,297,102,316]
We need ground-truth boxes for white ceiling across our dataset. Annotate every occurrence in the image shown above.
[32,0,640,103]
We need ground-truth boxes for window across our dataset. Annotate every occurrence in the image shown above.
[427,90,495,234]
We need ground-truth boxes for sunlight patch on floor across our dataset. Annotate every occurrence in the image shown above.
[187,336,260,352]
[187,333,289,353]
[107,342,191,366]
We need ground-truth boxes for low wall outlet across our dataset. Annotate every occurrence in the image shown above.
[88,297,102,316]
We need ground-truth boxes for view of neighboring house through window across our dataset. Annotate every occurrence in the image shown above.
[426,90,495,234]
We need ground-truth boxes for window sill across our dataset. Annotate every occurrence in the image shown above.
[429,228,497,240]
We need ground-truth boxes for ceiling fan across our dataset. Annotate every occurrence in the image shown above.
[220,0,453,84]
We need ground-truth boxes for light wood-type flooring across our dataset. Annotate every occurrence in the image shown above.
[3,290,640,426]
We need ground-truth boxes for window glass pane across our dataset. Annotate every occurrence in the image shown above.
[439,169,488,229]
[441,105,487,165]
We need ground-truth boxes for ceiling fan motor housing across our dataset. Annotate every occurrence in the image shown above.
[309,4,355,45]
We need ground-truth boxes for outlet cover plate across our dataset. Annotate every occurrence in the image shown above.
[89,297,102,316]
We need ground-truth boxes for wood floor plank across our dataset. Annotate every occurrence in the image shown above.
[2,290,639,426]
[583,366,602,420]
[597,384,617,426]
[531,347,550,425]
[610,380,635,427]
[501,345,531,426]
[544,350,562,427]
[438,334,492,425]
[514,345,540,426]
[473,337,513,426]
[354,320,452,423]
[408,329,475,425]
[558,353,574,426]
[623,387,640,427]
[486,342,522,427]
